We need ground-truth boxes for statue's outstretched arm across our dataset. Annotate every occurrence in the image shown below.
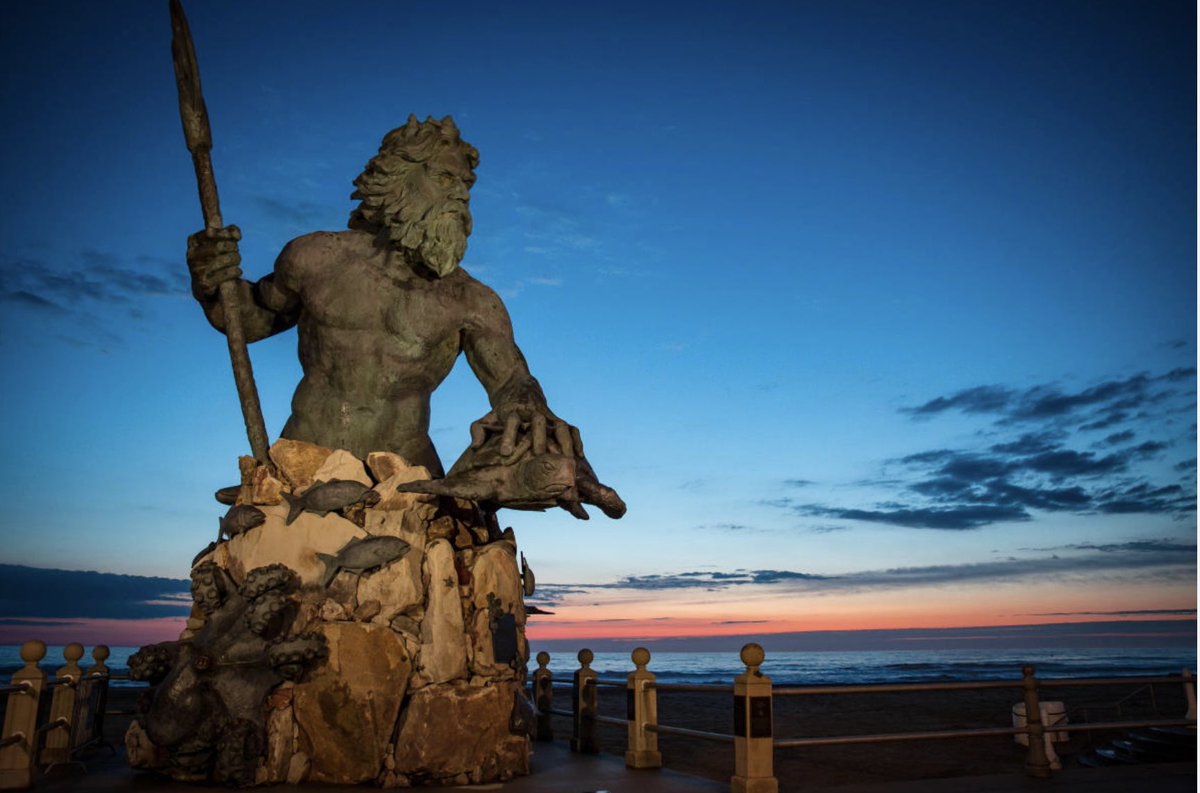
[459,284,579,458]
[453,281,625,519]
[187,226,301,342]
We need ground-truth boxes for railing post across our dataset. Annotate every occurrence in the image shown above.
[1021,665,1052,778]
[78,646,112,751]
[0,639,48,789]
[533,651,554,741]
[625,647,661,769]
[732,643,777,793]
[571,648,598,754]
[1183,668,1196,721]
[41,643,84,766]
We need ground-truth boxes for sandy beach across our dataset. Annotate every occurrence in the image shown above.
[91,679,1189,790]
[547,680,1191,789]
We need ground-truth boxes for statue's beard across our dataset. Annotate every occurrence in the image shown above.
[390,204,470,277]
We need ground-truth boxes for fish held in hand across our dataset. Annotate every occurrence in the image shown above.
[395,452,577,510]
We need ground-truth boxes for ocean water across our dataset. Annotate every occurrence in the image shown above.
[1,645,1193,688]
[533,648,1197,686]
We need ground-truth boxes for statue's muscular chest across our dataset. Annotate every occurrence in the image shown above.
[296,258,463,361]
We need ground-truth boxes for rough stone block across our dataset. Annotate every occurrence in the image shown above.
[390,682,531,784]
[293,623,411,784]
[261,683,295,784]
[312,449,373,487]
[268,438,334,491]
[417,539,467,685]
[250,465,286,506]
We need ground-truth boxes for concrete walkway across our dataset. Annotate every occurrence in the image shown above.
[31,742,1196,793]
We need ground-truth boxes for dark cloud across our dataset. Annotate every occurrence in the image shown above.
[0,251,189,331]
[1052,539,1196,554]
[783,479,814,488]
[1028,609,1196,617]
[524,583,591,609]
[254,196,335,229]
[613,569,830,590]
[1093,482,1193,515]
[905,385,1015,417]
[555,540,1194,598]
[785,370,1194,530]
[1022,449,1127,478]
[0,290,69,314]
[1079,411,1130,431]
[808,524,849,534]
[990,433,1064,455]
[904,370,1195,430]
[1100,430,1135,446]
[787,502,1029,530]
[0,564,190,620]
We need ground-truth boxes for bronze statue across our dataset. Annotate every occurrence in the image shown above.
[187,115,623,520]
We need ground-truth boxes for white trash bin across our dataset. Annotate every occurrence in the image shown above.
[1012,701,1068,770]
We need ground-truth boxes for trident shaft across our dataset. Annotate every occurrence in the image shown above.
[169,0,271,463]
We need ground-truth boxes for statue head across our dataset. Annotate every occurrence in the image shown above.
[348,115,481,277]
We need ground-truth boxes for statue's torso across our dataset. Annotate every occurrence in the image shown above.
[275,231,473,470]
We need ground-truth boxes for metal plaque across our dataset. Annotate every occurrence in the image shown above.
[750,696,772,738]
[491,613,518,665]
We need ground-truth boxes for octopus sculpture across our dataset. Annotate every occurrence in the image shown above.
[129,562,327,785]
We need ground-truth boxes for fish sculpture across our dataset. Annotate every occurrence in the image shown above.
[520,552,535,597]
[316,535,410,588]
[191,541,218,568]
[219,504,266,540]
[282,480,381,525]
[214,485,240,505]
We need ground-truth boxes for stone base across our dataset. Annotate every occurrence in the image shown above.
[384,682,531,787]
[128,441,533,786]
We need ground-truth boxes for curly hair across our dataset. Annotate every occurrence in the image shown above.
[347,114,480,235]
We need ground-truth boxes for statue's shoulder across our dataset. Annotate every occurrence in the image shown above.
[278,231,374,275]
[282,230,372,256]
[450,268,508,320]
[450,267,499,299]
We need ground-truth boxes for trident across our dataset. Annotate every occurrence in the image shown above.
[169,0,270,463]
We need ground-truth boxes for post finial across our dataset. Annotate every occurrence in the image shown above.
[536,651,550,669]
[578,648,594,668]
[632,647,651,670]
[20,639,46,666]
[740,642,765,672]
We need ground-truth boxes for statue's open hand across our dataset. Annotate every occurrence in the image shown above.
[187,225,243,299]
[472,376,582,459]
[469,407,582,461]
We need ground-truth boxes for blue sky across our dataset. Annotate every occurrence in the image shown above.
[0,1,1194,645]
